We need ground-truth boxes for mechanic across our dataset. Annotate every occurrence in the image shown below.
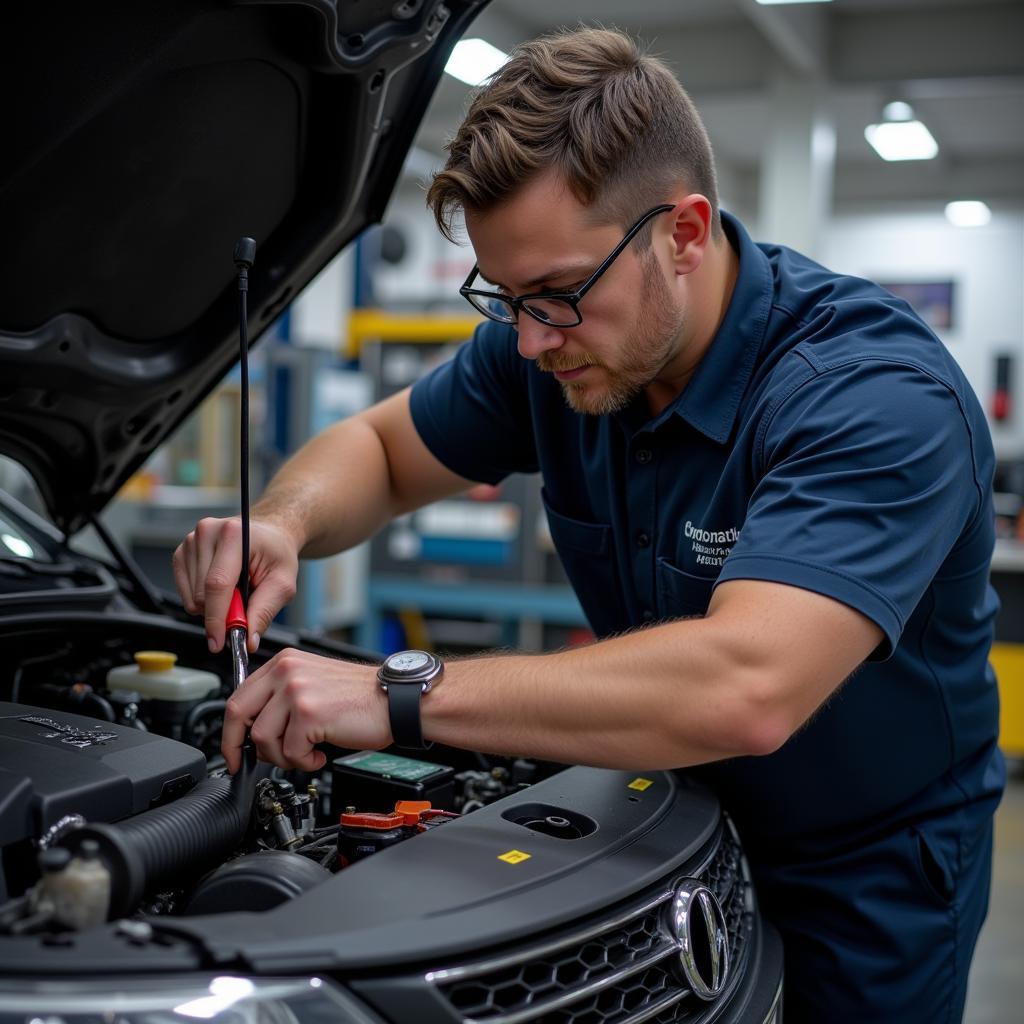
[173,28,1004,1023]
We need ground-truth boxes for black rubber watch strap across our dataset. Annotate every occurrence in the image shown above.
[387,681,429,749]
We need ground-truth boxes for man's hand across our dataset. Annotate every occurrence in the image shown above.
[221,649,391,773]
[172,516,300,653]
[170,393,472,654]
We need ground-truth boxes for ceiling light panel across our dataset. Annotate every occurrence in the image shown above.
[444,39,509,87]
[864,120,939,161]
[945,201,991,227]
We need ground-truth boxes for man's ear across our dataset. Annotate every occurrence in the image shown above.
[668,195,714,276]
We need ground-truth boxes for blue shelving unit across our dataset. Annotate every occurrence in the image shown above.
[359,576,587,653]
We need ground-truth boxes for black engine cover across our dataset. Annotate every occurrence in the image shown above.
[0,701,205,854]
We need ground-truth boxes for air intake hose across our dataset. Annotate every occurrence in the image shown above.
[61,744,259,919]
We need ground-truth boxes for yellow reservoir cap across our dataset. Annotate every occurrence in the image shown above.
[134,651,178,673]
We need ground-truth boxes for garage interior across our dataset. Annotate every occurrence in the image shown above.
[1,0,1021,1018]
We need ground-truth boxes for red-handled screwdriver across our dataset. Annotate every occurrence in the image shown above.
[226,587,249,691]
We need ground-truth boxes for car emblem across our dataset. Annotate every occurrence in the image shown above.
[669,881,730,1000]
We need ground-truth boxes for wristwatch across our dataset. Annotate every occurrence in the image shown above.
[377,650,444,749]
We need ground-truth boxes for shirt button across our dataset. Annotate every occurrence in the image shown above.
[636,532,651,548]
[641,609,655,622]
[635,448,653,464]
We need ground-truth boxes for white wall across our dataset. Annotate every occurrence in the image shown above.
[289,246,356,349]
[375,191,474,312]
[822,210,1024,458]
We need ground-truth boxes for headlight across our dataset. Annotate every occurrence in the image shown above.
[0,975,380,1023]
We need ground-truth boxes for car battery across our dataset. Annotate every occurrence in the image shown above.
[332,750,455,814]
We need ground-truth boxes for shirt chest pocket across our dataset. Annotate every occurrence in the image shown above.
[542,489,627,637]
[656,558,717,618]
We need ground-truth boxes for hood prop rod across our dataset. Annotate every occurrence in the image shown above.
[233,237,256,611]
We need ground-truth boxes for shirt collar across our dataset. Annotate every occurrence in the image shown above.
[617,211,773,443]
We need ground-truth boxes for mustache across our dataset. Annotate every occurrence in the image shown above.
[536,351,598,373]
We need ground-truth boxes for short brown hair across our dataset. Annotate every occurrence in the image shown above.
[427,27,720,243]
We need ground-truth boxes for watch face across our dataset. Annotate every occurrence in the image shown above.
[388,651,432,674]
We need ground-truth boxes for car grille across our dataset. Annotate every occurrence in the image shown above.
[426,820,754,1024]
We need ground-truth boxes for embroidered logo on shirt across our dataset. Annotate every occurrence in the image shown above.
[684,521,739,569]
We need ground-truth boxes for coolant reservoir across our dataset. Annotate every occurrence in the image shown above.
[106,651,219,701]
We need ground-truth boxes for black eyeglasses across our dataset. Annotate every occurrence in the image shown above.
[460,203,675,328]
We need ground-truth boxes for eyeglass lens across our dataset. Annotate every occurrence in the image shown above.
[468,293,579,327]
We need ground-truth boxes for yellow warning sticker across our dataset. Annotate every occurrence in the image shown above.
[628,777,653,791]
[498,849,532,864]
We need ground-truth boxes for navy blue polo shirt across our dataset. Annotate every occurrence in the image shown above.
[409,212,1005,857]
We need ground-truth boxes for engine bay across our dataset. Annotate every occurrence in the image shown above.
[0,613,729,994]
[0,615,560,937]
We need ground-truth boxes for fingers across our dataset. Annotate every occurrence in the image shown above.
[221,664,275,774]
[222,652,324,772]
[172,518,241,642]
[221,651,387,773]
[199,519,243,652]
[288,746,329,773]
[171,536,197,614]
[247,688,292,765]
[173,517,300,653]
[222,652,277,771]
[245,573,297,652]
[221,694,250,775]
[254,705,327,773]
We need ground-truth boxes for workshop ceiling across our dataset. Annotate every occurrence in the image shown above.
[409,0,1024,214]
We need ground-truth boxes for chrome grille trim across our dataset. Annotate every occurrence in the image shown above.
[424,888,675,984]
[462,943,685,1024]
[605,988,689,1024]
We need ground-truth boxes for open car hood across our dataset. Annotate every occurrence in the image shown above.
[1,0,484,533]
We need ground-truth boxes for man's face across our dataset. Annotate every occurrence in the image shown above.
[465,174,686,416]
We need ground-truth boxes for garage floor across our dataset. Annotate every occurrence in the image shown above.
[964,768,1024,1021]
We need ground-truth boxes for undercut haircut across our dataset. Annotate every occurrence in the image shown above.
[427,27,721,245]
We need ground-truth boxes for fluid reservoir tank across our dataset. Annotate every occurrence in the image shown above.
[107,651,220,702]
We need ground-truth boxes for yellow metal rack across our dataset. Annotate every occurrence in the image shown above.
[346,309,481,359]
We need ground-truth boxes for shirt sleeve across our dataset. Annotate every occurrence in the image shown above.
[716,358,986,659]
[409,319,540,484]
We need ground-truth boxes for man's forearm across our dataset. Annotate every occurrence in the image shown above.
[419,580,880,771]
[253,416,394,559]
[223,581,879,775]
[422,618,768,770]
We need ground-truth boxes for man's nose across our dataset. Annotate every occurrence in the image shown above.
[516,313,565,360]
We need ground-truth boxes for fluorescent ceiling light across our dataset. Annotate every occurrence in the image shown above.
[755,1,833,5]
[945,201,991,227]
[445,38,509,87]
[864,120,938,161]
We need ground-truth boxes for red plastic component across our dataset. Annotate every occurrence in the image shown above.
[340,811,405,830]
[226,588,248,630]
[394,800,433,826]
